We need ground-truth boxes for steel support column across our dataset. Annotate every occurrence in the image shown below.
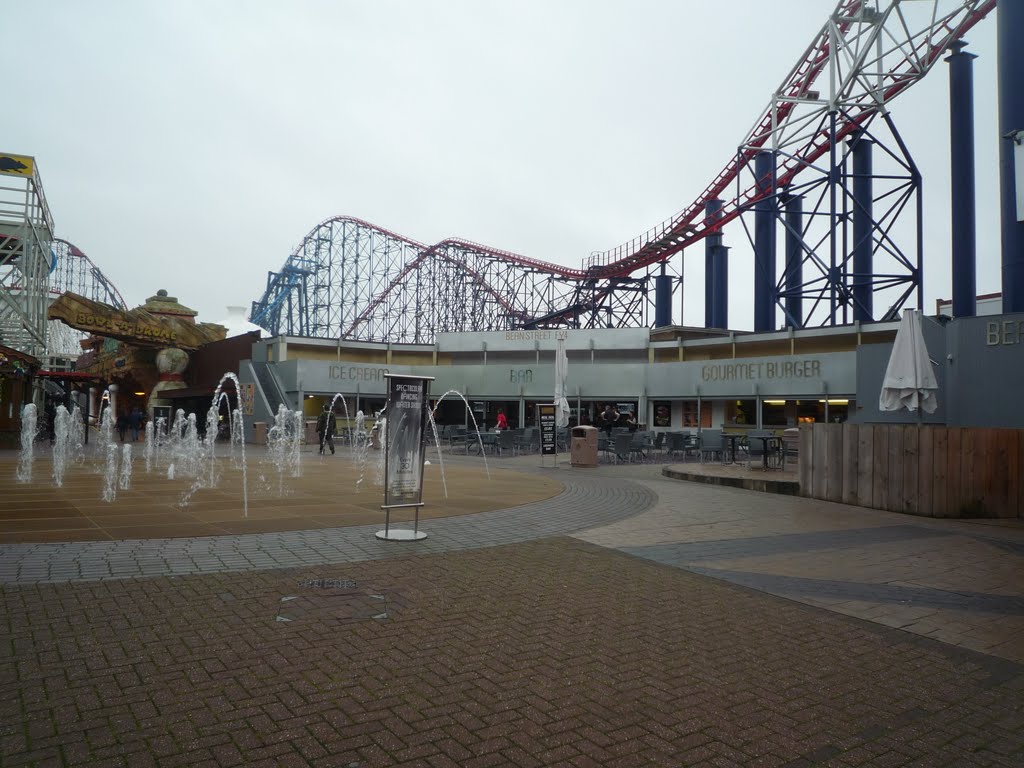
[997,0,1024,312]
[654,264,672,327]
[948,40,978,317]
[783,193,804,327]
[711,245,730,329]
[753,151,777,332]
[704,199,724,328]
[852,136,874,321]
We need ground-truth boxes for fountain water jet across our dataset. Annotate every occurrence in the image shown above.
[16,403,37,483]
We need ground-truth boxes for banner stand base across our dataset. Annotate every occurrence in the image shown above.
[378,501,426,542]
[375,529,427,541]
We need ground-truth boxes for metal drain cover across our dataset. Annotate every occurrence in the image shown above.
[275,580,399,624]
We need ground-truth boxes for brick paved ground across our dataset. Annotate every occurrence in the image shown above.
[3,537,1023,767]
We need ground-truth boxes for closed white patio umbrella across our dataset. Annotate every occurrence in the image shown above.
[554,335,570,428]
[879,308,938,414]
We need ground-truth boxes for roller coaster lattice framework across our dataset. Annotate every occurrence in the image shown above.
[250,0,995,344]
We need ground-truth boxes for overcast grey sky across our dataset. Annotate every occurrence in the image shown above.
[6,1,1002,331]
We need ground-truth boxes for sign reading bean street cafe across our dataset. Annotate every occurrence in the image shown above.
[377,373,434,542]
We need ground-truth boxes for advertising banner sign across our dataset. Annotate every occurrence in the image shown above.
[384,374,432,507]
[538,403,557,456]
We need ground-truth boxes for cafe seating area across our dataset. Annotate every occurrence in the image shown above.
[430,423,800,474]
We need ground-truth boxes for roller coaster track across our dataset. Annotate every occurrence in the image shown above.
[48,239,127,310]
[253,0,995,343]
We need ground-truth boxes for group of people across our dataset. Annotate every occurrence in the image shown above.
[596,403,637,434]
[115,407,146,442]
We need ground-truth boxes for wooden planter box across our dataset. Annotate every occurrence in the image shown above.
[799,424,1024,519]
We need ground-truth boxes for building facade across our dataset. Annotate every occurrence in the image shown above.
[237,311,1023,437]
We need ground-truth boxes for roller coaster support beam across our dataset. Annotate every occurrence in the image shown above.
[997,0,1024,312]
[711,245,730,330]
[654,263,672,327]
[782,192,804,328]
[754,151,777,332]
[705,199,724,328]
[948,41,977,318]
[852,135,874,322]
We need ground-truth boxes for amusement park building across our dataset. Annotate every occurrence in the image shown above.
[239,308,1024,438]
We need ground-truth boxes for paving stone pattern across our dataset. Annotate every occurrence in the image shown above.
[2,538,1023,767]
[0,475,654,584]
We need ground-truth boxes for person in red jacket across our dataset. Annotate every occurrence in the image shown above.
[495,409,509,430]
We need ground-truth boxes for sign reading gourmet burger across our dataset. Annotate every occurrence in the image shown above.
[701,358,822,382]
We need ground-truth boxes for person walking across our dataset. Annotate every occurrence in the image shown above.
[128,406,143,442]
[495,408,509,430]
[316,405,336,455]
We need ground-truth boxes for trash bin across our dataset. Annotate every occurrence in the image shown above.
[570,425,599,468]
[252,421,267,445]
[305,419,318,446]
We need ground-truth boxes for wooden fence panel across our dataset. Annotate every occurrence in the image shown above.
[857,425,873,507]
[872,426,889,510]
[842,424,859,506]
[902,426,919,515]
[961,428,983,517]
[1014,430,1024,518]
[799,426,812,496]
[887,425,905,514]
[917,426,934,518]
[932,427,949,517]
[826,424,844,502]
[800,425,1021,520]
[813,424,828,500]
[942,428,963,518]
[991,429,1015,518]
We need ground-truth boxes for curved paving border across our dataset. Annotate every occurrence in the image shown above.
[0,472,655,584]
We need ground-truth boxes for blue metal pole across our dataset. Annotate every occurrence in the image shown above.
[947,40,977,318]
[705,199,724,328]
[753,151,777,332]
[712,244,729,329]
[783,192,804,327]
[997,0,1024,312]
[654,264,672,327]
[851,135,874,321]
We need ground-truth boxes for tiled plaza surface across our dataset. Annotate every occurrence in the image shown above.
[1,448,1022,766]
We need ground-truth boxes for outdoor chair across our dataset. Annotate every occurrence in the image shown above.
[497,429,517,456]
[651,432,666,456]
[699,430,724,463]
[613,432,633,463]
[629,431,651,462]
[447,427,467,450]
[666,432,689,459]
[520,427,539,453]
[781,428,800,467]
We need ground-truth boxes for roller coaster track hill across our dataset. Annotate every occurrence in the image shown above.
[251,0,995,344]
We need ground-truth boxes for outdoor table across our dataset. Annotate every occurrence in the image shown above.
[722,433,741,463]
[749,435,781,470]
[466,431,498,454]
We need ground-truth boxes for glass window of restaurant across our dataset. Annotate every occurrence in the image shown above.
[760,398,853,425]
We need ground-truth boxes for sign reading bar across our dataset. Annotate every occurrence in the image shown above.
[538,403,557,456]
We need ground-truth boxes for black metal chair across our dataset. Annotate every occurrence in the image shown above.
[497,429,517,456]
[613,432,633,463]
[699,430,724,463]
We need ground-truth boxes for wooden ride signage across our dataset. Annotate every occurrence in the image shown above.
[48,293,226,351]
